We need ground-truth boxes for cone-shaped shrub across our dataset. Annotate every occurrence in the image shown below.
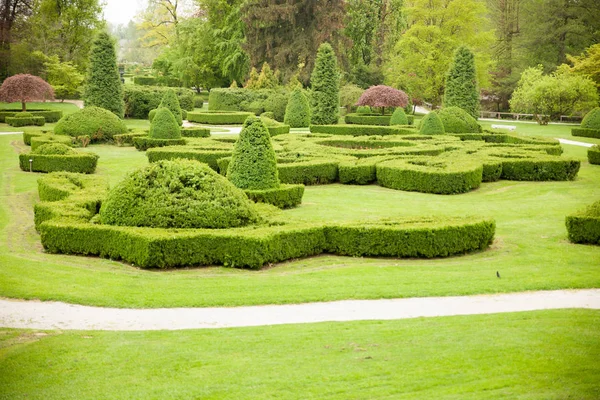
[581,107,600,129]
[419,112,446,135]
[444,46,480,119]
[390,108,408,125]
[227,116,279,190]
[284,87,310,127]
[437,106,481,133]
[83,32,124,118]
[158,89,183,125]
[149,107,181,139]
[310,43,340,125]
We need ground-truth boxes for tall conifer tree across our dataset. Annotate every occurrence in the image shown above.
[444,46,480,119]
[310,43,340,125]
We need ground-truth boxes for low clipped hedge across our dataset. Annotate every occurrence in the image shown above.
[497,157,580,181]
[565,200,600,245]
[181,127,210,138]
[19,152,98,174]
[266,124,290,136]
[245,184,305,209]
[376,158,483,194]
[186,111,254,125]
[23,131,48,145]
[30,135,73,151]
[114,131,147,146]
[6,115,45,126]
[310,124,415,136]
[571,128,600,139]
[132,137,186,151]
[588,145,600,165]
[148,147,232,170]
[0,109,62,123]
[345,113,391,126]
[123,86,194,119]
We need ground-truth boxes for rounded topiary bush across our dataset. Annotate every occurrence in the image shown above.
[99,159,260,229]
[581,107,600,129]
[389,108,408,125]
[16,112,34,118]
[419,112,446,135]
[158,89,183,125]
[227,116,279,190]
[54,106,128,141]
[33,143,76,155]
[437,106,481,133]
[356,106,371,114]
[149,107,181,139]
[284,87,310,128]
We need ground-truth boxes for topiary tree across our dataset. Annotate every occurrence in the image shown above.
[54,106,128,141]
[581,107,600,129]
[310,42,340,125]
[284,87,311,127]
[227,116,279,190]
[419,112,446,135]
[444,46,480,119]
[157,89,183,125]
[83,32,125,118]
[356,85,409,115]
[436,106,481,133]
[389,108,408,125]
[0,74,54,111]
[149,108,181,139]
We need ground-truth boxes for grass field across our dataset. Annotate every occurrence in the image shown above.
[0,121,598,308]
[1,309,599,399]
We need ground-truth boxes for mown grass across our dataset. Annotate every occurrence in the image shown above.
[0,309,598,399]
[0,120,598,308]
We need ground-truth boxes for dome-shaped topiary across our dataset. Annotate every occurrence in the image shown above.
[54,106,128,141]
[99,159,260,229]
[419,112,446,135]
[16,112,34,118]
[33,143,76,155]
[436,106,481,133]
[284,87,310,128]
[356,106,371,114]
[227,116,279,190]
[158,89,183,125]
[581,107,600,129]
[149,107,181,139]
[389,108,408,125]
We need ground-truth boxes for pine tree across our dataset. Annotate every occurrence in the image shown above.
[245,67,260,88]
[284,87,311,128]
[83,32,124,118]
[310,43,340,125]
[444,46,480,119]
[158,89,183,126]
[255,62,277,89]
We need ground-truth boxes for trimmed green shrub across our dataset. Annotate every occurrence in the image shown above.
[572,128,600,139]
[19,152,98,174]
[356,106,371,114]
[310,42,340,125]
[123,86,194,118]
[419,112,446,135]
[186,111,253,125]
[376,158,483,194]
[181,127,210,138]
[261,111,275,119]
[23,131,47,145]
[310,124,415,136]
[261,116,290,136]
[114,131,147,146]
[149,108,181,139]
[498,157,580,181]
[33,143,75,155]
[444,46,480,119]
[147,147,231,170]
[389,108,408,125]
[156,89,183,125]
[99,159,260,229]
[284,87,311,128]
[0,109,62,123]
[228,116,279,190]
[344,113,391,126]
[589,145,600,165]
[30,135,73,151]
[278,160,339,185]
[83,32,124,118]
[6,115,45,126]
[580,107,600,129]
[132,137,186,151]
[245,184,305,209]
[54,106,128,142]
[566,200,600,245]
[133,76,158,86]
[208,88,254,111]
[437,107,481,133]
[263,91,289,121]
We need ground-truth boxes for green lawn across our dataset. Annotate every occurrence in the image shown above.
[1,309,598,399]
[0,122,598,308]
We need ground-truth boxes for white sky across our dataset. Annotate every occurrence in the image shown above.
[103,0,148,25]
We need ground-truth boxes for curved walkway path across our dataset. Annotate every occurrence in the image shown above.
[1,290,599,331]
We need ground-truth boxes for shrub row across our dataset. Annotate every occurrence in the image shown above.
[589,145,600,165]
[208,88,292,121]
[310,124,416,136]
[6,116,45,126]
[30,135,73,151]
[181,127,210,138]
[345,113,391,126]
[19,153,98,174]
[186,111,254,125]
[565,200,600,245]
[244,184,305,209]
[571,128,600,139]
[133,75,181,87]
[123,86,194,119]
[23,131,48,145]
[133,137,186,151]
[113,131,147,146]
[0,109,62,123]
[147,147,232,170]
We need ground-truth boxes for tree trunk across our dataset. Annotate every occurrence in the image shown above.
[21,100,26,111]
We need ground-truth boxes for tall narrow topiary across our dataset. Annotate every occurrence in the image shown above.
[444,46,480,120]
[158,89,183,126]
[284,87,311,127]
[227,116,279,190]
[84,32,124,118]
[149,108,181,139]
[419,112,446,135]
[310,42,340,125]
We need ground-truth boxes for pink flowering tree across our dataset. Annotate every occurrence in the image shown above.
[0,74,55,111]
[356,85,409,115]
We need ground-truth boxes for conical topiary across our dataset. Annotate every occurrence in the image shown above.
[149,107,181,139]
[444,46,480,119]
[284,87,310,127]
[158,89,183,125]
[390,108,408,125]
[310,42,340,125]
[227,116,279,190]
[419,112,446,135]
[581,107,600,129]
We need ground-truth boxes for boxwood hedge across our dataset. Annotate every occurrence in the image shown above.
[187,111,254,125]
[30,135,73,151]
[19,152,98,174]
[6,115,45,126]
[244,184,305,209]
[566,200,600,245]
[344,113,392,126]
[572,128,600,139]
[589,145,600,165]
[310,124,416,136]
[0,109,62,123]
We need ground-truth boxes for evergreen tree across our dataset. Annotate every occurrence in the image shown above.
[444,46,480,119]
[83,32,124,118]
[158,89,183,126]
[245,67,260,88]
[149,108,181,139]
[389,107,408,125]
[310,43,340,125]
[419,112,445,135]
[255,62,278,89]
[284,87,311,128]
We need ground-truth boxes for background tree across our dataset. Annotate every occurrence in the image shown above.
[444,46,480,119]
[356,85,409,115]
[83,32,124,118]
[568,44,600,91]
[310,43,340,125]
[284,87,311,128]
[41,53,84,100]
[0,0,34,79]
[0,74,54,111]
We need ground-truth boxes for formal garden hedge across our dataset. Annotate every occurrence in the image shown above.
[344,112,414,126]
[35,170,496,269]
[54,106,128,142]
[6,112,45,126]
[30,134,73,151]
[310,124,415,136]
[572,107,600,139]
[0,109,62,123]
[566,200,600,245]
[133,107,185,150]
[187,111,254,125]
[207,87,292,121]
[123,86,194,119]
[19,143,98,173]
[589,145,600,165]
[181,127,210,138]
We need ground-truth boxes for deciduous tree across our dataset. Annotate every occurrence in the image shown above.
[0,73,54,111]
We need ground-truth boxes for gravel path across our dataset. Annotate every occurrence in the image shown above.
[1,290,599,331]
[557,138,595,148]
